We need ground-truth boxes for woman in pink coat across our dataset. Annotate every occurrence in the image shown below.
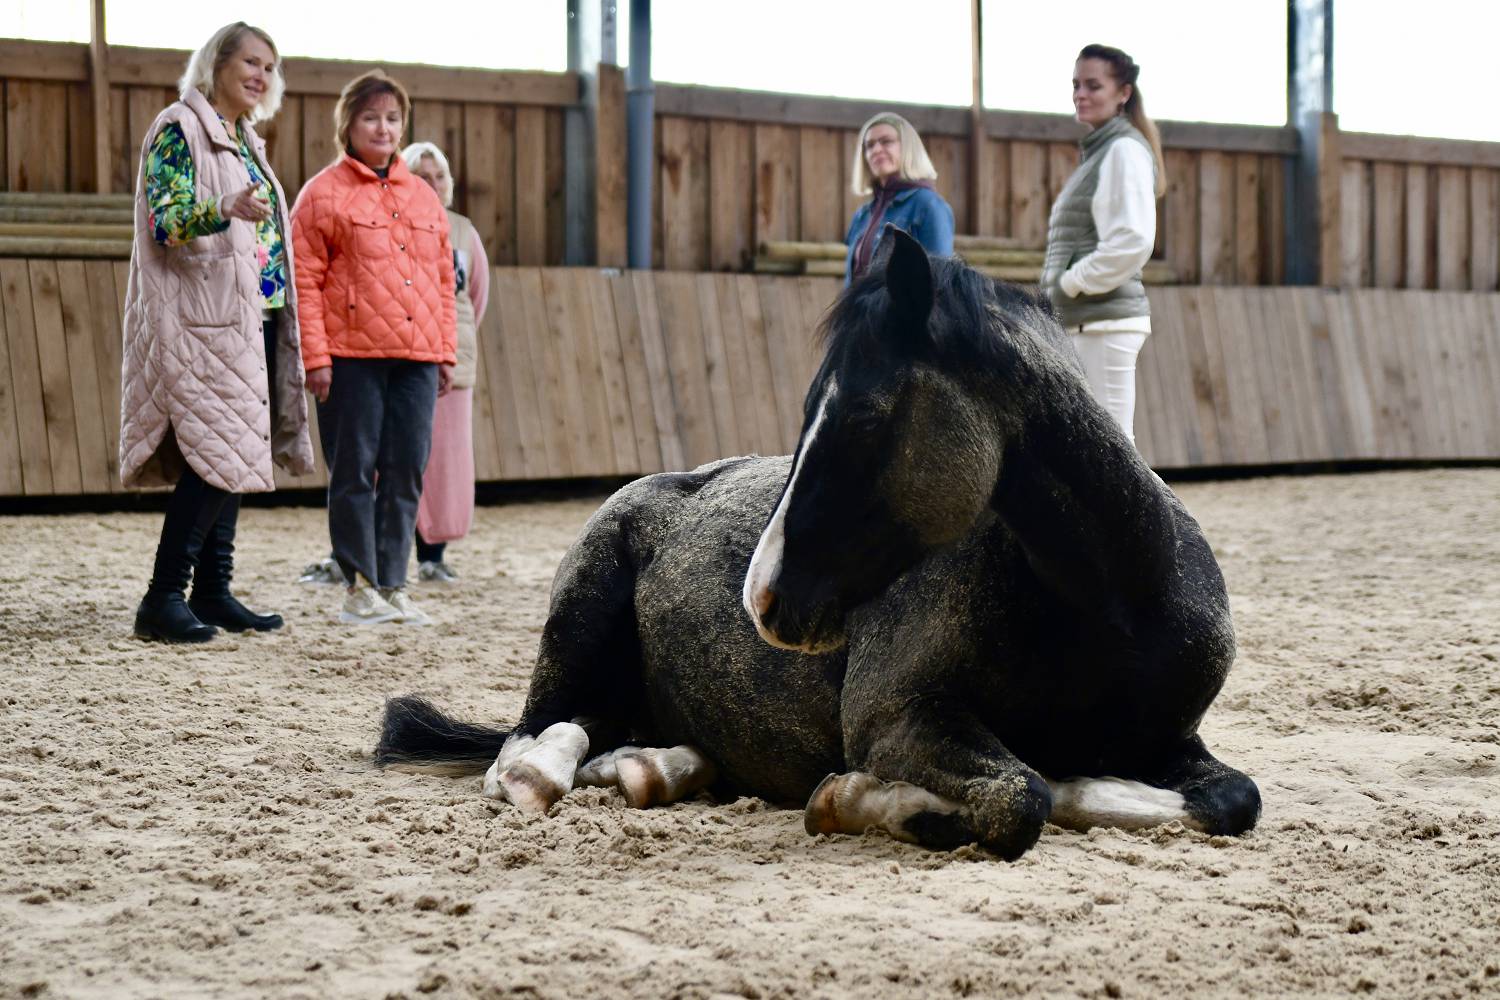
[120,22,313,643]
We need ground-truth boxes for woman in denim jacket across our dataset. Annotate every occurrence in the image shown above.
[843,112,954,284]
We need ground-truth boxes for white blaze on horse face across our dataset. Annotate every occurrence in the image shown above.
[743,380,836,644]
[481,721,589,813]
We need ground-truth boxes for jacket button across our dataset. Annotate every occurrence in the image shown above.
[399,244,405,251]
[392,212,399,219]
[405,279,412,286]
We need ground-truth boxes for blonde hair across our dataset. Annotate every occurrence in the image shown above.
[400,142,453,207]
[850,112,938,197]
[1078,44,1167,198]
[333,70,411,156]
[179,22,284,124]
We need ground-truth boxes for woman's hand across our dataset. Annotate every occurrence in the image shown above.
[222,182,272,224]
[306,366,332,404]
[437,363,455,398]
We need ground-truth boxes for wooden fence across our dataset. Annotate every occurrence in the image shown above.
[3,257,1497,498]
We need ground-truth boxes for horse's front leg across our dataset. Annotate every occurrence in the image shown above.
[818,699,1052,860]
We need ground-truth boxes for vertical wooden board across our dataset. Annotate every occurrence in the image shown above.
[545,109,567,265]
[539,269,604,474]
[1164,149,1200,284]
[0,256,23,493]
[1285,288,1352,459]
[652,116,664,269]
[1008,142,1047,248]
[1429,291,1480,454]
[1469,168,1498,293]
[487,268,546,478]
[1370,162,1404,289]
[514,268,572,476]
[1197,152,1234,286]
[583,271,640,473]
[594,64,629,268]
[569,269,623,473]
[54,260,110,493]
[125,88,170,188]
[67,82,97,193]
[753,124,800,250]
[24,260,82,492]
[693,274,740,458]
[927,134,969,235]
[7,81,69,192]
[514,108,547,266]
[1321,289,1379,458]
[709,273,760,456]
[1173,288,1228,464]
[301,96,338,179]
[652,271,719,467]
[1336,289,1398,459]
[266,94,303,203]
[1265,286,1331,462]
[1478,297,1500,452]
[1045,143,1077,213]
[1358,289,1417,458]
[466,312,502,483]
[708,120,754,271]
[1436,166,1471,290]
[491,107,517,265]
[603,274,661,473]
[756,276,810,453]
[0,80,6,192]
[1139,291,1197,467]
[797,127,846,245]
[794,278,837,389]
[731,274,787,457]
[108,85,133,193]
[840,129,864,231]
[983,139,1011,237]
[1388,289,1445,456]
[1209,287,1271,464]
[1260,155,1287,284]
[629,272,687,469]
[1239,288,1295,463]
[659,116,710,271]
[1338,160,1370,287]
[1403,164,1432,289]
[462,104,500,274]
[1232,155,1262,284]
[470,269,521,479]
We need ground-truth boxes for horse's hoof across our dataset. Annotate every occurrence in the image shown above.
[804,771,881,835]
[615,752,668,809]
[496,762,567,813]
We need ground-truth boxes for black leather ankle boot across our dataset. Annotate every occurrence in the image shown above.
[188,503,283,632]
[134,591,217,643]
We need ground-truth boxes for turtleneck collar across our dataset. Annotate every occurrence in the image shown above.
[1080,114,1133,159]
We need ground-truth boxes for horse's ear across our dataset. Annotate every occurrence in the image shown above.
[879,226,934,333]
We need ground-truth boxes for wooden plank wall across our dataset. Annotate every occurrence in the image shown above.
[0,42,572,268]
[3,264,1498,498]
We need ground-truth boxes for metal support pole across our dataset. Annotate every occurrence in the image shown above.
[626,0,653,270]
[968,0,984,235]
[1287,0,1335,285]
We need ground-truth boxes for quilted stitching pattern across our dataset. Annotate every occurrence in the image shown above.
[290,154,457,372]
[119,90,314,493]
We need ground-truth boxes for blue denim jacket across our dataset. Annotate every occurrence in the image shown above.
[843,186,956,284]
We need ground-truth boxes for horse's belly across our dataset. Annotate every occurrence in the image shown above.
[631,471,846,804]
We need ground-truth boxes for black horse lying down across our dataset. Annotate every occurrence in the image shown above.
[377,228,1260,859]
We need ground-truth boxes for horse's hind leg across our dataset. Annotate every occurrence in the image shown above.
[488,516,645,813]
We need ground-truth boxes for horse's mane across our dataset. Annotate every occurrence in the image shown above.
[816,254,1063,373]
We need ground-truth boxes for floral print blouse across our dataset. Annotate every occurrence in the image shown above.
[144,119,288,309]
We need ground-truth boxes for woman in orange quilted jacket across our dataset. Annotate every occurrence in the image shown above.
[291,70,457,626]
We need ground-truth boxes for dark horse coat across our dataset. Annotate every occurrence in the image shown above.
[378,229,1260,859]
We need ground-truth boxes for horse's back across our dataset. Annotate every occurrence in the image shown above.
[591,456,848,803]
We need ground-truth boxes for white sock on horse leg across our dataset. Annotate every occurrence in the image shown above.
[614,746,716,808]
[1045,776,1202,832]
[804,772,961,843]
[481,722,589,812]
[575,746,641,787]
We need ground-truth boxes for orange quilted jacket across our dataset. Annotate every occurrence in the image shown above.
[290,154,457,371]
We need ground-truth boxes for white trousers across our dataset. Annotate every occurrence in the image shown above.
[1070,331,1149,446]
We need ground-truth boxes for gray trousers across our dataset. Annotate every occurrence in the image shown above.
[319,357,438,590]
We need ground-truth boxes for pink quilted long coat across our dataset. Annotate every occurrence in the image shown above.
[118,89,314,493]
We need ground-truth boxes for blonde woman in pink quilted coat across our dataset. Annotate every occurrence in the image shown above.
[291,70,457,627]
[120,22,313,644]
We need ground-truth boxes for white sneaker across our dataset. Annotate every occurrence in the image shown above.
[417,560,459,584]
[340,582,401,625]
[298,557,347,586]
[382,587,431,625]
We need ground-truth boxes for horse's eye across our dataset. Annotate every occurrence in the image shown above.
[845,409,884,434]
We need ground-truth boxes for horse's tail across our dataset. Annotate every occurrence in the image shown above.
[374,696,511,775]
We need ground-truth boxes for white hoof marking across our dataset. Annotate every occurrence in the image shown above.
[480,722,589,812]
[1045,776,1202,832]
[575,746,641,787]
[805,771,960,843]
[615,746,716,808]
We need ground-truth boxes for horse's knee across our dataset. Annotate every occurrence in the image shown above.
[1187,771,1261,836]
[963,771,1052,860]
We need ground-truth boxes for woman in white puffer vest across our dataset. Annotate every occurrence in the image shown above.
[1040,44,1166,448]
[119,22,312,643]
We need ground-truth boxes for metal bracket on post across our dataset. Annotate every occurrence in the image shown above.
[1287,0,1335,285]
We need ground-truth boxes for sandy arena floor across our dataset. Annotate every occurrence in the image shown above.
[2,467,1498,999]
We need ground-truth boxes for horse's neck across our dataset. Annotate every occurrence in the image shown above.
[990,403,1178,613]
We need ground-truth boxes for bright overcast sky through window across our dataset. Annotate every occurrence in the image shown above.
[0,0,1490,141]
